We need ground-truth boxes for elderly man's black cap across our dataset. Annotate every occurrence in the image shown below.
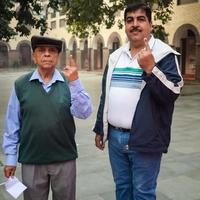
[31,36,63,53]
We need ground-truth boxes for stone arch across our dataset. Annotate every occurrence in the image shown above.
[92,34,105,50]
[107,32,122,53]
[68,36,77,61]
[16,40,32,67]
[80,39,89,70]
[172,24,200,80]
[92,34,105,70]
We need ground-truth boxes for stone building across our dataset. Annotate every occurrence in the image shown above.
[0,0,200,81]
[164,0,200,81]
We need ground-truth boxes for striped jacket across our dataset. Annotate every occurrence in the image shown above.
[93,36,183,153]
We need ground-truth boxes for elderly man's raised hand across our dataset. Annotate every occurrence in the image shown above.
[63,55,78,82]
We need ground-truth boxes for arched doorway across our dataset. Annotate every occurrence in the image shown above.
[68,37,77,62]
[91,34,105,71]
[0,42,9,68]
[93,35,104,71]
[107,32,122,54]
[96,39,103,70]
[173,24,200,80]
[18,43,31,67]
[71,41,77,61]
[80,39,89,70]
[112,37,120,52]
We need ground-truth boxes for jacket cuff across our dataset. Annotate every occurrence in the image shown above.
[142,68,156,82]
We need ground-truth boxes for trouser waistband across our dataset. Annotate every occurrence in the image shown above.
[109,124,130,132]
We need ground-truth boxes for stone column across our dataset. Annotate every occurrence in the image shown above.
[87,48,92,71]
[90,48,95,71]
[9,50,19,68]
[103,47,109,70]
[76,48,81,70]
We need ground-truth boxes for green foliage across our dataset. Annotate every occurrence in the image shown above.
[0,0,48,41]
[62,0,174,40]
[0,0,173,42]
[152,25,168,42]
[0,0,16,41]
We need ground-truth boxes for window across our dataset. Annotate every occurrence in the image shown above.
[59,19,66,28]
[59,9,65,16]
[51,11,56,18]
[50,21,56,29]
[177,0,198,5]
[112,37,120,52]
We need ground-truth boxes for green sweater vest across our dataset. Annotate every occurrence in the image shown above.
[15,71,77,164]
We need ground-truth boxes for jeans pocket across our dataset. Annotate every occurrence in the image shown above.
[109,127,130,151]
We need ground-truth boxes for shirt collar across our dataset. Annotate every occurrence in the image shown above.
[30,68,65,84]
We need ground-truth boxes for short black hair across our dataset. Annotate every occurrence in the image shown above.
[124,2,152,23]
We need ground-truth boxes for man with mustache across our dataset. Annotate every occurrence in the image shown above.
[93,3,183,200]
[2,35,92,200]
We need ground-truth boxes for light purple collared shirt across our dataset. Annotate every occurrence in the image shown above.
[2,69,92,166]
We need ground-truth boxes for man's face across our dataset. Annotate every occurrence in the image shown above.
[125,9,152,47]
[32,45,59,69]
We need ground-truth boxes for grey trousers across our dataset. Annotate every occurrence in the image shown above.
[21,160,76,200]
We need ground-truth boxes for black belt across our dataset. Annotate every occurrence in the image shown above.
[109,124,130,132]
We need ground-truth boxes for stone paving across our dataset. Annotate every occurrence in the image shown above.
[0,69,200,200]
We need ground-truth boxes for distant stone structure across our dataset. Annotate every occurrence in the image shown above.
[1,0,200,81]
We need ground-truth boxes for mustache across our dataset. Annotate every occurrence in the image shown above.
[130,27,142,32]
[42,60,52,62]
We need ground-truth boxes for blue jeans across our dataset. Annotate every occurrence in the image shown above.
[108,127,162,200]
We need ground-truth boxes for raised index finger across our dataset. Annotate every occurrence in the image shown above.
[144,38,151,51]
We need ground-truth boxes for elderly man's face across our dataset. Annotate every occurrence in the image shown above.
[33,45,59,69]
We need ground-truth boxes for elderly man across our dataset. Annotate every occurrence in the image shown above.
[3,35,92,200]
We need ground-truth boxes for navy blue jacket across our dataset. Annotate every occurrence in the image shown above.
[93,37,183,153]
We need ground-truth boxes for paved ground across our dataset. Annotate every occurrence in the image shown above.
[0,69,200,200]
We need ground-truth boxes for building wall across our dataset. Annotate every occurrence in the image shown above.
[1,0,200,80]
[166,0,200,45]
[164,0,200,80]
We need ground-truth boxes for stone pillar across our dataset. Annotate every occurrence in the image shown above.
[90,48,95,71]
[9,50,19,68]
[80,50,84,70]
[87,48,92,71]
[195,42,200,81]
[103,48,109,70]
[76,48,81,70]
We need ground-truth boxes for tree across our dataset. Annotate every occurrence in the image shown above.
[64,0,174,41]
[0,0,48,41]
[0,0,173,42]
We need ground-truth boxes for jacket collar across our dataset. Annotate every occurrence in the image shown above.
[122,35,156,54]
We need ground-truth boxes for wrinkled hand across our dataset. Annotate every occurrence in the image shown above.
[4,165,16,178]
[137,38,155,75]
[95,134,105,150]
[63,55,78,82]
